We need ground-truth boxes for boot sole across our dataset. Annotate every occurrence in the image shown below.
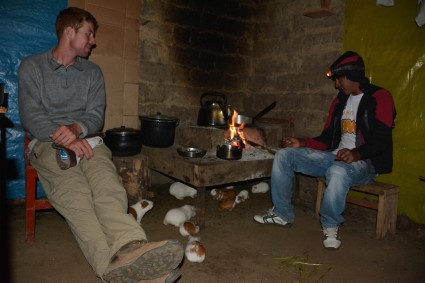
[104,240,184,283]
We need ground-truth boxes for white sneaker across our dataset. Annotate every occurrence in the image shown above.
[254,208,291,227]
[323,227,341,249]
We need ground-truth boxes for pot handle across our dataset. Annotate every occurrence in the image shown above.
[200,92,227,106]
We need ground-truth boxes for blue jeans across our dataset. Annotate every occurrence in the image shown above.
[270,147,376,228]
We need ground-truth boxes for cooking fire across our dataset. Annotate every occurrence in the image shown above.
[226,109,246,148]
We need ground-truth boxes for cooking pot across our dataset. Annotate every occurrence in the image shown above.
[104,126,142,156]
[139,112,179,148]
[216,144,243,160]
[197,92,232,126]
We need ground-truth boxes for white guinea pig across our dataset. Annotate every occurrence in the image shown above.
[251,182,270,193]
[169,182,197,200]
[163,205,196,227]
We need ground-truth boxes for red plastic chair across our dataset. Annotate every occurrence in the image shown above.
[25,137,54,242]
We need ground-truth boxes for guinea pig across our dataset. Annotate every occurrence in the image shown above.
[210,189,236,201]
[235,190,249,204]
[185,236,206,263]
[251,181,270,194]
[128,199,153,223]
[219,198,236,211]
[163,204,196,227]
[169,182,197,200]
[179,221,200,237]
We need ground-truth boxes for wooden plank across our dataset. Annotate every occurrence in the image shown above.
[352,182,400,195]
[346,197,378,210]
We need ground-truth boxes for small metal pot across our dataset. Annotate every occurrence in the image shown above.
[216,144,243,160]
[104,126,142,156]
[139,112,179,148]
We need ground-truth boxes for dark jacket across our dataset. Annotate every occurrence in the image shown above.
[304,84,396,174]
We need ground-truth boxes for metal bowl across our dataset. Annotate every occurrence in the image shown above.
[177,147,207,158]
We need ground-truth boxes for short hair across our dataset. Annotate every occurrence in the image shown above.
[55,7,99,39]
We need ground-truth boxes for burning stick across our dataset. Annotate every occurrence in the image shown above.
[245,139,277,155]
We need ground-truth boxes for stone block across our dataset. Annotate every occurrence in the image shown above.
[125,59,139,84]
[124,29,139,60]
[123,83,139,115]
[87,3,125,27]
[175,124,225,153]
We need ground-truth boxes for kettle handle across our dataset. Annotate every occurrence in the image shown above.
[200,92,227,106]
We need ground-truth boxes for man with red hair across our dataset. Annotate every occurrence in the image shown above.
[19,7,183,282]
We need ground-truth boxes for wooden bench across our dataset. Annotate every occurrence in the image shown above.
[315,177,399,239]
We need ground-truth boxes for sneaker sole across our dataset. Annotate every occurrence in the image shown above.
[253,218,293,228]
[104,240,184,283]
[324,246,341,250]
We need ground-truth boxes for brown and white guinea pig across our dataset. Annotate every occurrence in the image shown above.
[179,221,200,237]
[210,189,236,201]
[128,199,153,223]
[169,182,197,200]
[235,190,249,204]
[219,198,236,211]
[163,205,196,227]
[185,236,206,263]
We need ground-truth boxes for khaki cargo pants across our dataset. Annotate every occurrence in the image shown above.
[29,141,147,278]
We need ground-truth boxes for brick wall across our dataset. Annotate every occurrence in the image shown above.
[69,0,141,131]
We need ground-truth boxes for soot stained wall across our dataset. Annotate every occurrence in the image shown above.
[139,0,344,137]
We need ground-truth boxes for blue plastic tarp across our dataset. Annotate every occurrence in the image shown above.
[0,0,67,199]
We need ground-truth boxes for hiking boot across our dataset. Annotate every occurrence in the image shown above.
[254,208,292,227]
[138,268,181,283]
[323,227,341,249]
[104,239,184,283]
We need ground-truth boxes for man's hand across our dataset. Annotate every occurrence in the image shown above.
[67,138,94,160]
[335,148,361,163]
[50,123,82,146]
[281,137,305,148]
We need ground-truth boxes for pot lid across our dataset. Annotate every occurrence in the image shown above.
[106,126,140,136]
[140,112,179,122]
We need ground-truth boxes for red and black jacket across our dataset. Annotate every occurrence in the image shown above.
[304,84,396,174]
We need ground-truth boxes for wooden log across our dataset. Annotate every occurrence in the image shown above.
[112,153,150,205]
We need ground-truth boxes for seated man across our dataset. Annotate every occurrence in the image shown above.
[18,7,183,282]
[254,51,396,249]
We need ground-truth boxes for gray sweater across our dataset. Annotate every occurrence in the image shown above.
[18,48,105,141]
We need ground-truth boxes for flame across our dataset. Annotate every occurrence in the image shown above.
[228,110,245,147]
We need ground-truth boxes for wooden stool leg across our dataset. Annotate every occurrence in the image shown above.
[376,195,386,239]
[315,178,325,219]
[386,193,398,234]
[25,172,37,242]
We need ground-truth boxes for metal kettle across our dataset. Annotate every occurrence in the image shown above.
[197,92,231,126]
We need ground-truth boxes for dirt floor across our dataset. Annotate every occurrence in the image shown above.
[6,181,425,283]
